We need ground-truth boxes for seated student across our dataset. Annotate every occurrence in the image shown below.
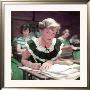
[70,34,80,60]
[21,18,74,72]
[70,34,80,46]
[58,29,73,58]
[58,29,70,45]
[11,46,24,80]
[16,23,35,54]
[11,58,24,80]
[12,23,35,60]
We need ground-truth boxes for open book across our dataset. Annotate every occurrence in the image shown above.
[18,64,80,80]
[46,64,80,74]
[42,64,80,80]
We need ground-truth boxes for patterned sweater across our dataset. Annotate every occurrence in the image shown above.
[25,38,63,63]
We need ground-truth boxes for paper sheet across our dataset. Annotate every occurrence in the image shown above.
[47,64,70,73]
[43,64,80,80]
[18,66,32,71]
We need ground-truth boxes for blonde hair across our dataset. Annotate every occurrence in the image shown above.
[39,18,60,32]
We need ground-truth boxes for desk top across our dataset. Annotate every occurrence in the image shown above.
[24,69,52,80]
[19,63,80,80]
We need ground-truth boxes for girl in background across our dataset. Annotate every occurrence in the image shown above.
[58,29,73,58]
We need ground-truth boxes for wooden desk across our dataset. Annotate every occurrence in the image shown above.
[20,69,53,80]
[19,65,80,80]
[61,58,80,64]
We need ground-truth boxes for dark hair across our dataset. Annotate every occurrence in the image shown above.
[61,29,70,35]
[20,23,31,34]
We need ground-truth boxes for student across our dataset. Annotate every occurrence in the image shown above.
[16,23,35,54]
[58,29,73,58]
[70,34,80,47]
[58,29,70,45]
[21,18,73,72]
[11,46,24,80]
[11,24,34,80]
[70,34,80,60]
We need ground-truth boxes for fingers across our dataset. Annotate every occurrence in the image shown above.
[31,61,53,71]
[31,63,41,70]
[40,63,52,72]
[44,65,51,71]
[40,66,47,72]
[40,63,47,71]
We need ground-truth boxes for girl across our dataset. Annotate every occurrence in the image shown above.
[21,18,73,72]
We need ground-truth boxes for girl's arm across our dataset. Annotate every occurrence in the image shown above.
[53,57,74,65]
[21,50,32,67]
[16,44,26,53]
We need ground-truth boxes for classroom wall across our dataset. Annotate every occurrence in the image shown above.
[11,11,80,39]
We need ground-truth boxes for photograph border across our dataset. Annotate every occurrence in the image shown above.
[0,0,90,90]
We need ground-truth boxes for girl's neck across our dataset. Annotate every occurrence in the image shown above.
[39,37,52,48]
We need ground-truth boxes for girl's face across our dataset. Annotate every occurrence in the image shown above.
[63,30,70,38]
[22,28,30,37]
[42,28,57,43]
[64,32,70,38]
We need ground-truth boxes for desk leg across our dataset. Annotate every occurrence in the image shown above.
[28,74,33,80]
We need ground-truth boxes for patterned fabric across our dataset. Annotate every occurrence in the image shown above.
[17,36,29,49]
[16,33,35,49]
[58,36,70,45]
[26,38,63,63]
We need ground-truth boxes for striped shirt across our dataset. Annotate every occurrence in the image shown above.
[16,34,35,49]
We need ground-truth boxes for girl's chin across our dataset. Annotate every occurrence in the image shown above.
[46,40,52,43]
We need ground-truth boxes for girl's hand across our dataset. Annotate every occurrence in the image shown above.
[31,63,41,70]
[40,60,53,72]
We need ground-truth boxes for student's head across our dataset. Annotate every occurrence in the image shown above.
[20,24,31,37]
[62,29,70,39]
[72,34,78,39]
[39,18,60,43]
